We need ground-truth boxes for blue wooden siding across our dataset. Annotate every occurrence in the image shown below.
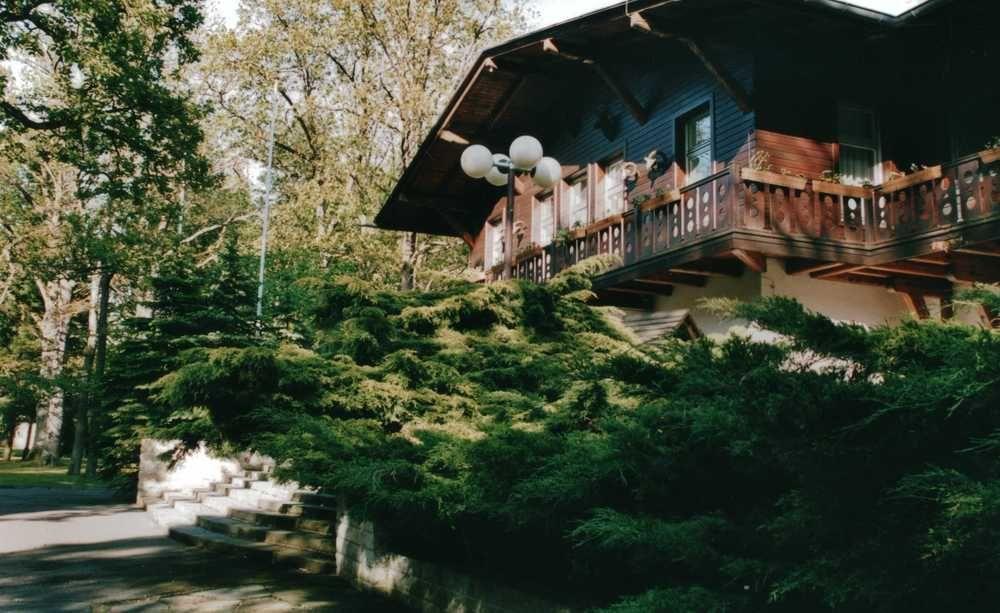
[543,43,754,170]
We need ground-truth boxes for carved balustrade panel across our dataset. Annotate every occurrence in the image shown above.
[716,173,734,232]
[873,193,892,241]
[769,185,796,235]
[818,193,847,240]
[574,236,588,262]
[623,211,637,265]
[639,208,656,258]
[611,221,623,256]
[742,181,767,231]
[655,205,671,252]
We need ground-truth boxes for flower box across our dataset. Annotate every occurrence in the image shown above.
[740,167,808,191]
[979,148,1000,165]
[879,165,942,193]
[811,181,872,199]
[639,189,681,212]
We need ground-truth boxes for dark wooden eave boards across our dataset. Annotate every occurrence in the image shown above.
[374,0,956,238]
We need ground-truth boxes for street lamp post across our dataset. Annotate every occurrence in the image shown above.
[460,136,561,279]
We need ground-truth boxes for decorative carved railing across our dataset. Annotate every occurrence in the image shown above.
[505,150,1000,283]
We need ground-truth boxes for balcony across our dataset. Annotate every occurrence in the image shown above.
[507,150,1000,293]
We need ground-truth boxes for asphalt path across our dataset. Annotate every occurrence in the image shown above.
[0,487,403,612]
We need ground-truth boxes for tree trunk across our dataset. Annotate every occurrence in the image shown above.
[32,278,75,465]
[85,270,113,477]
[22,421,34,460]
[3,426,14,461]
[69,275,100,475]
[400,232,417,291]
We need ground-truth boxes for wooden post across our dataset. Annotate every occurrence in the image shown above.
[900,292,930,320]
[504,170,515,280]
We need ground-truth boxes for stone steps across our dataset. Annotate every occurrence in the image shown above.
[151,455,343,577]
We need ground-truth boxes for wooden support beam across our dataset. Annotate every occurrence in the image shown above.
[629,11,676,39]
[541,38,649,125]
[435,210,476,248]
[630,14,751,114]
[594,290,653,310]
[616,280,675,296]
[979,304,999,329]
[866,261,952,280]
[438,129,470,145]
[670,259,745,277]
[487,77,527,131]
[681,38,753,113]
[639,270,708,287]
[731,249,766,273]
[784,259,843,276]
[900,292,931,320]
[956,246,1000,259]
[812,263,866,279]
[940,293,955,320]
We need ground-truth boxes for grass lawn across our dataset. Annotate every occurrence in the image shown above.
[0,459,106,489]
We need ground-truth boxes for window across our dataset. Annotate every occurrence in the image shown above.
[568,177,588,227]
[682,106,712,184]
[534,195,554,246]
[602,158,626,218]
[486,219,503,268]
[837,105,880,185]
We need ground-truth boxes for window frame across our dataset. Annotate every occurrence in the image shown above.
[836,104,882,186]
[566,173,589,228]
[485,217,504,269]
[601,156,626,219]
[679,102,713,186]
[533,193,555,246]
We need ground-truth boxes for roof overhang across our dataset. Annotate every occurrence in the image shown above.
[374,0,957,238]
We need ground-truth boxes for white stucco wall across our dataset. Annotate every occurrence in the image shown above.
[647,257,959,337]
[653,270,762,340]
[760,258,910,327]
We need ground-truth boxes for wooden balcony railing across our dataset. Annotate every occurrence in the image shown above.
[506,150,1000,283]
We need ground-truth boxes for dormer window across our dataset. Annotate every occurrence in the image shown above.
[682,105,712,184]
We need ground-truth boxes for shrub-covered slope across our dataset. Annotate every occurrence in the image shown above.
[123,261,1000,612]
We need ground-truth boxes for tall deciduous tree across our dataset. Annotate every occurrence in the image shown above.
[1,0,211,463]
[197,0,530,291]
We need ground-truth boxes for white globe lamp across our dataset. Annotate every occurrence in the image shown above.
[509,135,543,170]
[460,144,493,179]
[532,157,561,189]
[485,154,511,187]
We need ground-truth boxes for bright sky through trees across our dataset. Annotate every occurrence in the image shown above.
[208,0,622,29]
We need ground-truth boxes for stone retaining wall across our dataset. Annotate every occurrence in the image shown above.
[138,440,574,612]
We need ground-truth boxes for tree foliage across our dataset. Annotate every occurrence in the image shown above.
[118,262,1000,611]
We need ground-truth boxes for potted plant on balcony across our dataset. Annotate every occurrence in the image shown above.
[740,151,807,191]
[515,242,543,263]
[979,137,1000,165]
[880,163,942,193]
[553,227,576,248]
[811,170,872,198]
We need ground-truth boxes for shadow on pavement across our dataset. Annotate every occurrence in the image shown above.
[0,534,408,612]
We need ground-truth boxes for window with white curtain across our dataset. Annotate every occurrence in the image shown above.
[534,195,554,246]
[602,158,625,217]
[568,177,588,227]
[486,219,503,268]
[837,105,881,186]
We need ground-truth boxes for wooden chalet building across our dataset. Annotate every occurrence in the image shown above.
[376,0,1000,337]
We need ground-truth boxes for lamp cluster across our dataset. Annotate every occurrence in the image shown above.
[460,135,561,189]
